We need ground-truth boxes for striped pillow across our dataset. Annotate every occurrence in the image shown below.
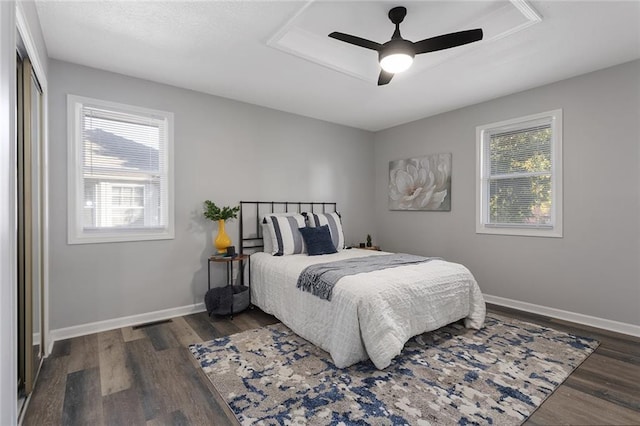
[304,212,345,251]
[263,214,307,256]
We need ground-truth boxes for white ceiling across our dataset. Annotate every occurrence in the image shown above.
[36,1,640,131]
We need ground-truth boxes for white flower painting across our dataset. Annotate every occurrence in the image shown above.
[389,153,452,211]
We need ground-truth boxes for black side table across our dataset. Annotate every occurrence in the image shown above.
[207,254,251,317]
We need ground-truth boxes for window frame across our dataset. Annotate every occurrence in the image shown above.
[476,109,563,238]
[67,94,174,244]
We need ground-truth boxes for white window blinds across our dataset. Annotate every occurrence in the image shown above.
[476,110,563,238]
[486,123,552,226]
[68,95,174,244]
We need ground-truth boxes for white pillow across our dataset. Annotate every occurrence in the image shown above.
[263,213,306,256]
[261,223,273,253]
[303,212,345,251]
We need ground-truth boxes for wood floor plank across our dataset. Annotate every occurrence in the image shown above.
[61,367,104,426]
[122,325,146,342]
[146,410,190,426]
[168,316,204,347]
[166,347,237,426]
[22,356,69,426]
[209,316,243,337]
[144,322,181,351]
[98,328,132,396]
[25,306,639,426]
[526,385,640,425]
[67,334,99,373]
[125,337,169,421]
[49,338,71,358]
[183,312,223,341]
[229,310,263,331]
[597,345,640,365]
[577,353,640,389]
[103,387,146,426]
[564,353,640,411]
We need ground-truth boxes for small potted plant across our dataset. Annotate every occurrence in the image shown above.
[203,201,240,253]
[366,234,372,247]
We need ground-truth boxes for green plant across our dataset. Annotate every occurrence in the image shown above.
[203,200,240,222]
[366,234,372,246]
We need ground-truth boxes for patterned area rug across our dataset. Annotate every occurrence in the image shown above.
[189,313,598,425]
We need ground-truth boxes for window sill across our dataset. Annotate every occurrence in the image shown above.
[476,225,562,238]
[68,230,175,245]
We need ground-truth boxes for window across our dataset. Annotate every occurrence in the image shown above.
[68,95,174,244]
[476,109,562,237]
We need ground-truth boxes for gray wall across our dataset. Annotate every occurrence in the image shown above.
[49,58,639,331]
[374,60,640,326]
[48,60,375,330]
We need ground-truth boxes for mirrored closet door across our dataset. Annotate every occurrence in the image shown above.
[17,52,44,402]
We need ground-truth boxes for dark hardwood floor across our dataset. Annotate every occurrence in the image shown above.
[23,304,640,425]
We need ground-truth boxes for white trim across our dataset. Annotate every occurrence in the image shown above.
[40,77,50,358]
[66,94,175,245]
[0,2,17,425]
[487,0,543,42]
[49,303,206,348]
[484,294,640,338]
[510,0,542,22]
[476,109,563,238]
[15,2,47,90]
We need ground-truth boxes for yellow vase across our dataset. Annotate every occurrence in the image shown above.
[214,219,232,254]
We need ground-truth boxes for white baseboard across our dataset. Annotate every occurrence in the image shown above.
[46,295,640,354]
[484,294,640,338]
[48,302,206,352]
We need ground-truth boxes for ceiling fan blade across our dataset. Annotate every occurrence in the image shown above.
[378,70,394,86]
[329,32,382,51]
[413,28,483,54]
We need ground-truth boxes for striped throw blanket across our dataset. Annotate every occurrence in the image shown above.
[297,253,438,301]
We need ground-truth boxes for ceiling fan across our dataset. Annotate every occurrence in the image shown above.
[329,6,483,86]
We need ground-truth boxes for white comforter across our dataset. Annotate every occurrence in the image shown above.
[250,249,486,369]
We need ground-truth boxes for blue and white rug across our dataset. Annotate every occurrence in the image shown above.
[189,313,598,425]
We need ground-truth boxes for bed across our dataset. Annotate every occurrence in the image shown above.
[239,201,486,370]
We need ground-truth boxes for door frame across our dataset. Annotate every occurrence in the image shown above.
[16,2,50,360]
[0,3,18,425]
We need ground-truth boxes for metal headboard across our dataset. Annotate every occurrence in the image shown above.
[238,201,338,254]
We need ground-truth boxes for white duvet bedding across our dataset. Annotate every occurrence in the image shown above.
[250,249,486,369]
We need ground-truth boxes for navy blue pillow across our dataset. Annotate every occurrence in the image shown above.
[299,225,338,256]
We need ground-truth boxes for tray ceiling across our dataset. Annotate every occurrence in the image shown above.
[35,1,640,131]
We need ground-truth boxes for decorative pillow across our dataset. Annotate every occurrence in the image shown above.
[261,223,273,254]
[263,213,306,256]
[303,212,345,251]
[298,225,338,256]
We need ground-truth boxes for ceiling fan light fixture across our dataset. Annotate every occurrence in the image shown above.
[328,5,483,85]
[379,52,414,73]
[379,38,415,74]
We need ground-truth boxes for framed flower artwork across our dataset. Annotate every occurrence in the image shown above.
[388,153,451,211]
